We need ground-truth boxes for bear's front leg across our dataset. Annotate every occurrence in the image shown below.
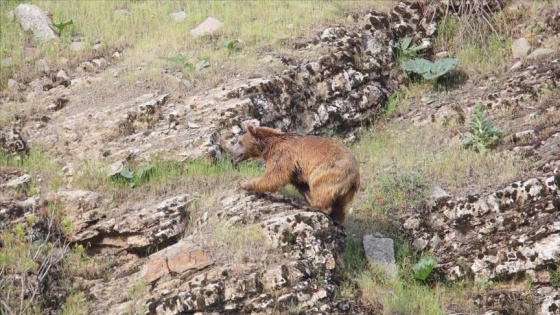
[240,177,284,193]
[240,159,291,193]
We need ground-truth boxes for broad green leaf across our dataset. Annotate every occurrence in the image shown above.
[119,169,133,179]
[413,256,437,281]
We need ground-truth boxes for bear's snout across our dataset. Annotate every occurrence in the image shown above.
[228,144,245,165]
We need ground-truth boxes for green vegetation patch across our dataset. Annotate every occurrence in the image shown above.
[0,0,367,87]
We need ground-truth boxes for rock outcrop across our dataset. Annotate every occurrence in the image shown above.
[402,175,560,281]
[14,1,437,164]
[0,127,28,156]
[79,193,376,314]
[6,1,560,314]
[398,52,560,314]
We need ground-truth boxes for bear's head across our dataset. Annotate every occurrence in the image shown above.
[229,123,264,165]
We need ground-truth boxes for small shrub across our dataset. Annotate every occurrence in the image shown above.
[109,164,155,188]
[401,58,459,81]
[159,54,194,70]
[379,170,430,214]
[0,206,71,314]
[412,256,437,281]
[462,103,503,154]
[222,38,241,53]
[53,19,74,37]
[550,267,560,288]
[394,36,426,62]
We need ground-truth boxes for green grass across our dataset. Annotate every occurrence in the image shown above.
[354,122,525,204]
[59,292,89,315]
[1,1,550,313]
[0,149,63,193]
[0,0,372,88]
[210,224,275,265]
[340,85,530,312]
[74,157,263,190]
[341,223,483,315]
[433,14,514,76]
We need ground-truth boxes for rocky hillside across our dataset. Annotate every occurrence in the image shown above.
[1,0,560,314]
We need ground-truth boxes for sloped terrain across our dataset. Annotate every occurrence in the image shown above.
[1,0,560,314]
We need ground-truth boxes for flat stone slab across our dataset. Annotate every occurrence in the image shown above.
[363,233,397,278]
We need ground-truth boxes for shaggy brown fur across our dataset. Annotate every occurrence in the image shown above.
[229,123,360,225]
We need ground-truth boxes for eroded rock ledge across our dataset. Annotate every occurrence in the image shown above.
[401,174,560,311]
[14,0,438,164]
[80,193,376,315]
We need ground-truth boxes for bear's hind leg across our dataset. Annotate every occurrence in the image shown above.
[329,187,357,225]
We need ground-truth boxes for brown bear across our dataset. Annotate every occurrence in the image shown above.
[229,122,360,225]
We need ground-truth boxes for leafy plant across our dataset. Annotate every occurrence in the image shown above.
[394,36,426,62]
[222,38,241,53]
[136,164,155,183]
[462,103,503,154]
[109,164,155,188]
[413,256,437,281]
[401,58,459,80]
[53,19,74,37]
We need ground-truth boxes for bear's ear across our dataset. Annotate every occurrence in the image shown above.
[247,124,258,137]
[242,121,253,131]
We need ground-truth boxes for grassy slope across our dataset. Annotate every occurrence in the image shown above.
[1,0,552,314]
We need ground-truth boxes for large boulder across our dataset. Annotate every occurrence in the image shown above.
[14,4,59,42]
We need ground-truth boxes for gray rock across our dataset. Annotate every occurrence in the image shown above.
[78,61,95,72]
[512,129,536,143]
[73,194,190,251]
[54,190,103,212]
[107,161,125,177]
[0,128,28,155]
[512,37,531,58]
[17,195,41,209]
[169,11,187,22]
[28,76,53,92]
[190,17,223,37]
[1,174,32,190]
[70,41,87,52]
[92,58,108,69]
[14,4,58,42]
[35,58,49,73]
[56,69,69,80]
[195,59,209,71]
[511,60,523,70]
[528,48,555,59]
[363,233,397,278]
[539,289,560,315]
[401,175,560,281]
[430,186,451,206]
